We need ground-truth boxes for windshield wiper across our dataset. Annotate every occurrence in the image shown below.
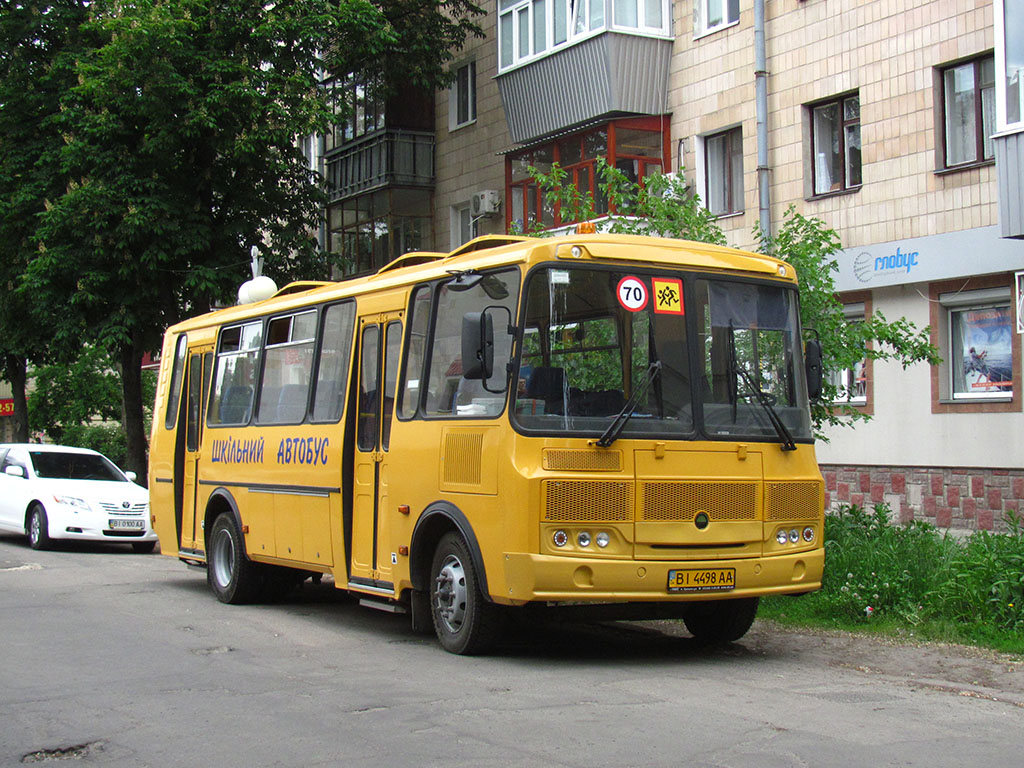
[728,326,796,452]
[595,361,662,448]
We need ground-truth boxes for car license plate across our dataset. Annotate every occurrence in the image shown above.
[667,568,736,593]
[109,519,144,530]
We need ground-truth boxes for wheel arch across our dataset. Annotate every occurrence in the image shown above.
[410,501,491,602]
[203,488,248,559]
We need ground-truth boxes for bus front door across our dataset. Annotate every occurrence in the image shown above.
[178,349,212,553]
[350,316,403,595]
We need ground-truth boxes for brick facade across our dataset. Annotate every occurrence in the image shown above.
[821,463,1024,532]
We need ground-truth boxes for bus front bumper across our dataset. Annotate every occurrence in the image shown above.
[499,548,823,604]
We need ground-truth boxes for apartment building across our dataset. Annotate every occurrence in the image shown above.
[320,0,1024,530]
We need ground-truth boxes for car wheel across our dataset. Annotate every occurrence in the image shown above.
[429,532,503,655]
[683,597,760,644]
[206,513,262,604]
[27,504,51,551]
[131,541,157,554]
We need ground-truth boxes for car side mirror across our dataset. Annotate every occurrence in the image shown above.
[125,471,137,482]
[804,338,823,400]
[4,465,25,479]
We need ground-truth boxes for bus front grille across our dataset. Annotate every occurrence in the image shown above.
[542,448,622,472]
[543,481,633,522]
[640,481,758,522]
[765,481,822,521]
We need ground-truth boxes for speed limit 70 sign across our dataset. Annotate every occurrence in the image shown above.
[616,276,648,312]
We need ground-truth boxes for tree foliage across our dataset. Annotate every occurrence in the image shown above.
[527,159,941,435]
[3,0,484,475]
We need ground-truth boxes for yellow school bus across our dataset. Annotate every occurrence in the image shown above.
[149,231,825,654]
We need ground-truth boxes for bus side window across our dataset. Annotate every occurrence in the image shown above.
[398,285,431,419]
[311,302,356,423]
[164,334,188,430]
[256,310,317,424]
[209,321,262,426]
[357,326,380,451]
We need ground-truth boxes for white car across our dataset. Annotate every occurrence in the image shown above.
[0,444,157,553]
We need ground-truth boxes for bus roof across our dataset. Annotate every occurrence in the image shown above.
[166,232,795,334]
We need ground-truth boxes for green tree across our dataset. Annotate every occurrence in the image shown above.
[527,159,940,434]
[23,0,483,479]
[28,346,124,443]
[0,0,94,441]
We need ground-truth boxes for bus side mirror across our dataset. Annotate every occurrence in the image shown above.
[805,338,823,400]
[462,311,494,381]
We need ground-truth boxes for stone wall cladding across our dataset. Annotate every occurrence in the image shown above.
[820,464,1024,532]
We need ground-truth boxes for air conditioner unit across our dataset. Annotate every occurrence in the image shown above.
[471,189,501,217]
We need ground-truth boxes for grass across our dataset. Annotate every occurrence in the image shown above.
[760,503,1024,654]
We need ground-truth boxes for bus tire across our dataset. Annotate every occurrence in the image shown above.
[27,504,51,551]
[207,512,262,604]
[683,597,760,644]
[430,532,503,655]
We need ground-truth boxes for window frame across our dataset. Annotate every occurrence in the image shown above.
[207,320,264,428]
[930,276,1021,414]
[807,92,862,198]
[827,298,872,412]
[702,125,744,217]
[938,54,996,171]
[449,60,477,131]
[694,0,740,39]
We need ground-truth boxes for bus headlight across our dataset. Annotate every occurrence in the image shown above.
[803,526,815,542]
[776,529,789,545]
[577,531,591,547]
[788,529,800,544]
[596,532,610,548]
[553,530,568,547]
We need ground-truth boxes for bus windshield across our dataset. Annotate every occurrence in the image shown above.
[511,266,811,444]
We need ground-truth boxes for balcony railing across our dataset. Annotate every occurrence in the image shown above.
[325,129,434,202]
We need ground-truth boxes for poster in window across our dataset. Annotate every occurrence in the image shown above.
[1016,271,1023,334]
[953,306,1013,397]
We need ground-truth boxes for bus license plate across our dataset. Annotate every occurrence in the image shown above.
[667,568,736,593]
[109,519,144,530]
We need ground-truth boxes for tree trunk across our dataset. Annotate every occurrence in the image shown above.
[6,354,30,442]
[119,343,148,484]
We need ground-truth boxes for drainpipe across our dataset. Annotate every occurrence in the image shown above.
[755,0,771,243]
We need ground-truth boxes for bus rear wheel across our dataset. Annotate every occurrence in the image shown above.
[430,532,503,655]
[207,513,262,604]
[683,597,760,644]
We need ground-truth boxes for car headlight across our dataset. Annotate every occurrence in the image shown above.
[53,495,91,511]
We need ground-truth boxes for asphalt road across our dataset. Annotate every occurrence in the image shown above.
[1,532,1022,768]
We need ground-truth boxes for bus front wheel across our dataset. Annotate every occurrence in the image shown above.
[207,513,262,604]
[429,532,503,655]
[683,597,760,644]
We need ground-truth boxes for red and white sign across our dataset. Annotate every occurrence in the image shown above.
[616,276,648,312]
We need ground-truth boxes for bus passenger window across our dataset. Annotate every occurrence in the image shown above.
[312,302,356,422]
[381,321,402,450]
[398,286,431,419]
[256,310,317,424]
[164,334,188,429]
[209,321,262,426]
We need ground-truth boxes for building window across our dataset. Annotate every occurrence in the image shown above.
[829,303,868,406]
[696,0,739,37]
[996,0,1024,129]
[506,116,666,231]
[327,189,432,277]
[810,93,861,196]
[499,0,670,71]
[703,127,743,216]
[323,77,384,153]
[449,61,476,130]
[451,203,478,248]
[932,284,1016,407]
[941,56,996,168]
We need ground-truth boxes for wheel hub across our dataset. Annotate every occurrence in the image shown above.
[211,528,235,589]
[435,555,467,633]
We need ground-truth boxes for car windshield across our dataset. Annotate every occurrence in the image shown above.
[511,266,812,444]
[30,452,127,482]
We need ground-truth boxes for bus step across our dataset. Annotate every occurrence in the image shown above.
[359,597,408,615]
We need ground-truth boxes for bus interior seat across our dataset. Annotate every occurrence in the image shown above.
[526,366,566,413]
[220,385,253,423]
[277,384,308,422]
[256,386,280,422]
